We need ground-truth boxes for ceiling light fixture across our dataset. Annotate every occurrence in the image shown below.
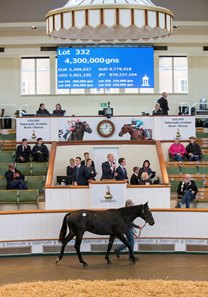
[45,0,173,42]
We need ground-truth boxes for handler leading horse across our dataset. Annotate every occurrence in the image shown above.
[56,202,155,266]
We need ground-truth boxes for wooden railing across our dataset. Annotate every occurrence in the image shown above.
[45,141,57,187]
[155,140,169,184]
[0,208,208,216]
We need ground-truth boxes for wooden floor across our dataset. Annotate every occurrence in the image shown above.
[0,253,208,285]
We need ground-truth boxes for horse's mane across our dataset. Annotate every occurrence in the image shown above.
[117,205,143,221]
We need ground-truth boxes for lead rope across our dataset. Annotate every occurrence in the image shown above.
[138,222,147,237]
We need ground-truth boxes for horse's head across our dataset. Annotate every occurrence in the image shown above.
[140,202,155,226]
[82,121,92,134]
[118,124,131,137]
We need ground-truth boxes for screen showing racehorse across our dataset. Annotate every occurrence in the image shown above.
[57,47,154,89]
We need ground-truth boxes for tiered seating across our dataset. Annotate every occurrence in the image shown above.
[166,161,208,175]
[15,162,32,175]
[0,190,17,206]
[0,159,47,209]
[0,129,16,140]
[0,189,39,209]
[26,175,45,192]
[0,176,7,189]
[197,138,208,149]
[0,150,14,162]
[166,161,208,207]
[0,162,48,177]
[196,128,208,139]
[0,140,16,151]
[18,189,39,208]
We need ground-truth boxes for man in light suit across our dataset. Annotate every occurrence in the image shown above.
[101,154,118,180]
[115,158,128,182]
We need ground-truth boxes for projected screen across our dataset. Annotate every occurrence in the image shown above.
[57,47,154,89]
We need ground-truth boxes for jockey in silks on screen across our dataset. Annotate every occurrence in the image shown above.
[131,118,151,139]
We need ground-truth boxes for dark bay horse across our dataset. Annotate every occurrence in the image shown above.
[70,121,92,141]
[63,121,92,141]
[56,202,155,266]
[118,124,146,140]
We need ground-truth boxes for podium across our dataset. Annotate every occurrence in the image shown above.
[89,180,127,208]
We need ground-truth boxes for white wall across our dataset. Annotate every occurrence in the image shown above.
[0,54,208,118]
[0,210,207,254]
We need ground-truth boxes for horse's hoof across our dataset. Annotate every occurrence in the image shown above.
[129,257,136,264]
[82,262,88,267]
[55,258,60,264]
[107,260,112,264]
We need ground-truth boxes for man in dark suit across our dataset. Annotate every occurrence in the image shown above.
[130,167,140,185]
[32,137,49,162]
[15,138,31,163]
[157,92,169,115]
[72,157,88,185]
[115,158,128,181]
[66,158,75,185]
[81,152,95,168]
[101,154,118,180]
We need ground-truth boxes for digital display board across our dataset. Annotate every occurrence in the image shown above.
[57,47,154,89]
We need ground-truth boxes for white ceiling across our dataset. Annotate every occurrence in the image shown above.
[0,0,208,23]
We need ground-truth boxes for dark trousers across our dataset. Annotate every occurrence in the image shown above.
[33,154,47,162]
[117,228,135,256]
[9,179,28,190]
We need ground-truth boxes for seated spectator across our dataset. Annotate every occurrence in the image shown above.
[101,154,118,180]
[115,158,128,181]
[36,103,50,116]
[176,174,198,208]
[72,157,88,185]
[66,158,75,185]
[4,164,28,190]
[32,138,49,162]
[52,103,66,116]
[138,160,155,180]
[15,138,31,163]
[85,158,97,183]
[168,138,186,161]
[152,103,163,116]
[139,172,153,185]
[81,152,95,168]
[130,167,140,185]
[186,136,202,161]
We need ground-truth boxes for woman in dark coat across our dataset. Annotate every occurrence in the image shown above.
[85,159,96,183]
[52,103,66,116]
[138,160,155,180]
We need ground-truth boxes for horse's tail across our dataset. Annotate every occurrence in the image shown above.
[59,213,71,242]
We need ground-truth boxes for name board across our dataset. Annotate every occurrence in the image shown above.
[16,118,51,141]
[161,117,195,140]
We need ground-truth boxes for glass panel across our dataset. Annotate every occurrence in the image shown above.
[36,58,50,94]
[55,58,70,94]
[21,59,35,94]
[173,57,188,93]
[159,57,173,93]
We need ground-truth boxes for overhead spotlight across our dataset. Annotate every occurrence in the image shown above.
[173,25,179,29]
[31,26,37,30]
